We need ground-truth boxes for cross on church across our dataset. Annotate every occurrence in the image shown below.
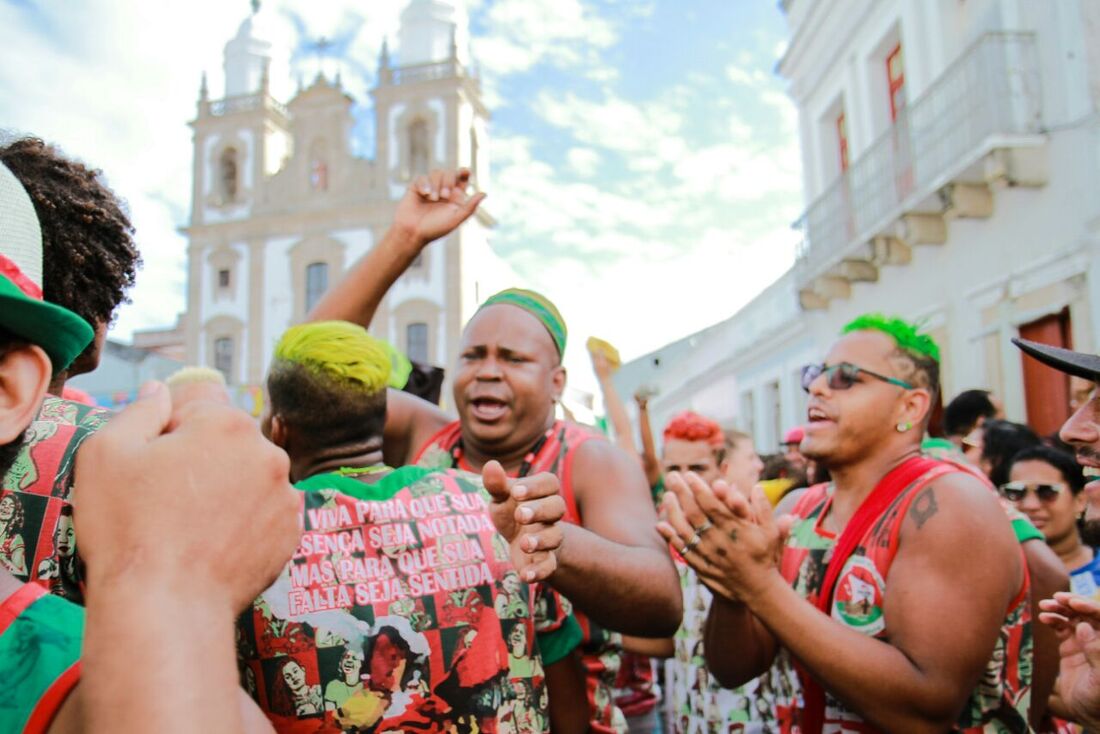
[309,36,335,81]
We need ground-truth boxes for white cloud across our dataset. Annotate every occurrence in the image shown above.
[565,147,602,177]
[472,0,617,76]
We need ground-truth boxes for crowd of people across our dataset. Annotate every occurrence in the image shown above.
[2,139,1100,734]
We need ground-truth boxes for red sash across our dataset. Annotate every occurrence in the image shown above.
[800,455,938,734]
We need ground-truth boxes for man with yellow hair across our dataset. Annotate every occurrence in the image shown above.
[241,320,587,733]
[311,169,680,733]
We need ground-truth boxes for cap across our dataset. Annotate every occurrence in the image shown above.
[0,160,93,370]
[1012,338,1100,383]
[783,426,805,445]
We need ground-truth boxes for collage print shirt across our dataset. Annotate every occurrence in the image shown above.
[665,560,800,734]
[778,475,1032,734]
[236,466,576,734]
[0,396,111,603]
[416,419,630,734]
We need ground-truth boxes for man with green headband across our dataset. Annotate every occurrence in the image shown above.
[661,314,1032,732]
[0,158,299,732]
[310,168,680,732]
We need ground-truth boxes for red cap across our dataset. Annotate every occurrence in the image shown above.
[783,426,805,445]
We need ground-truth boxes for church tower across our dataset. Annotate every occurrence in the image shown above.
[370,0,494,386]
[182,0,506,406]
[184,2,291,383]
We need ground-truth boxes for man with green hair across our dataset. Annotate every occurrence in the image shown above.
[660,313,1033,732]
[242,320,588,733]
[310,168,680,732]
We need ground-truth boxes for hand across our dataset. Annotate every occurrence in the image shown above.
[1039,592,1100,727]
[73,381,300,612]
[393,168,486,250]
[589,351,614,381]
[656,472,785,603]
[633,391,649,410]
[483,461,566,583]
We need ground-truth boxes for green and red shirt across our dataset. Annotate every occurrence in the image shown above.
[236,465,578,733]
[0,582,83,733]
[1,395,111,602]
[416,419,631,733]
[778,463,1032,733]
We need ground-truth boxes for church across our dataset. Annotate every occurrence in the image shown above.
[182,0,516,405]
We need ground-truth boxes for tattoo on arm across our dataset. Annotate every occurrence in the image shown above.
[910,488,938,529]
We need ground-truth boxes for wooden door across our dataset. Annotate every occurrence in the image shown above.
[1019,308,1072,438]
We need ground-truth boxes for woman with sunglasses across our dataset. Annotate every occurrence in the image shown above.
[1005,445,1092,591]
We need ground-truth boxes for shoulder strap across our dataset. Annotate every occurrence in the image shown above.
[800,454,940,733]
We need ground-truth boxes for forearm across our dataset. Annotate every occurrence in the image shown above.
[82,578,243,733]
[638,409,660,487]
[598,377,636,455]
[307,225,421,326]
[703,595,776,687]
[750,572,967,731]
[621,634,674,659]
[551,523,681,636]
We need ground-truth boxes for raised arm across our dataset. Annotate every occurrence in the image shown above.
[308,168,485,327]
[74,384,299,734]
[589,349,636,456]
[635,392,662,489]
[547,440,682,637]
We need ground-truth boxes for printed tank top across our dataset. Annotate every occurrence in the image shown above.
[778,465,1032,733]
[0,582,84,733]
[237,465,578,734]
[415,420,630,734]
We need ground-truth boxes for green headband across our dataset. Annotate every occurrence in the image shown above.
[479,288,567,356]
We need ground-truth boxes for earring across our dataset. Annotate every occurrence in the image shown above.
[896,421,912,432]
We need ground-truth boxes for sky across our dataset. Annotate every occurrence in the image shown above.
[0,0,803,395]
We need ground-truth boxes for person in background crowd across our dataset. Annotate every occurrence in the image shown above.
[0,157,297,733]
[781,426,808,475]
[1005,446,1092,589]
[665,313,1031,731]
[1,138,141,603]
[659,411,795,733]
[1014,337,1100,730]
[944,389,1001,451]
[244,320,585,733]
[980,419,1041,487]
[309,167,681,733]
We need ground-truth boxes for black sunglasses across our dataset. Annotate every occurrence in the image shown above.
[998,482,1065,503]
[801,362,914,393]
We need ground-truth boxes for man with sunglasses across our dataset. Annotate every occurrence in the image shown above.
[1016,338,1100,728]
[659,313,1031,732]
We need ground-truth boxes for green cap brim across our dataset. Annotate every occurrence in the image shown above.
[0,274,94,372]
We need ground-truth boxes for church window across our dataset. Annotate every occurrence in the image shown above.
[217,269,230,289]
[305,262,329,314]
[219,147,239,202]
[214,337,233,381]
[409,119,430,177]
[309,139,329,191]
[406,322,429,364]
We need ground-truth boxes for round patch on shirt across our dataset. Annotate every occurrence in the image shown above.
[831,555,886,635]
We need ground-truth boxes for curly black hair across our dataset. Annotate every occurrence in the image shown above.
[0,137,140,333]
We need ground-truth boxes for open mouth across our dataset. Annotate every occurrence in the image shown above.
[806,406,834,428]
[470,397,509,422]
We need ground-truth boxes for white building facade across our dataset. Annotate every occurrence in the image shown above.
[183,0,512,404]
[616,0,1100,450]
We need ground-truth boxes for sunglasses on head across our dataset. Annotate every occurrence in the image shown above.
[998,482,1066,503]
[801,362,914,393]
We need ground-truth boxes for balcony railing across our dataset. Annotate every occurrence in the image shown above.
[380,59,467,86]
[206,92,289,120]
[795,32,1042,283]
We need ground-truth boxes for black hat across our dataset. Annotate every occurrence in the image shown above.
[1012,338,1100,383]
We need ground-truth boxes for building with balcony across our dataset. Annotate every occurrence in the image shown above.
[615,0,1100,449]
[181,0,516,407]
